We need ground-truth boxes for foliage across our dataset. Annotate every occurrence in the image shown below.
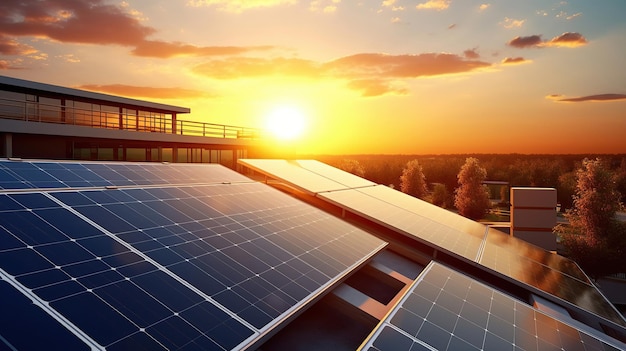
[567,158,622,239]
[400,159,428,199]
[555,158,625,278]
[454,157,491,220]
[337,159,365,178]
[431,183,449,208]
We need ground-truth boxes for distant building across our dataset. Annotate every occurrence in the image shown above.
[0,75,262,168]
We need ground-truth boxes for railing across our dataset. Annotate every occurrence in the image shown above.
[0,96,262,140]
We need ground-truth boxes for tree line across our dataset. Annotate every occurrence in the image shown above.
[316,154,626,278]
[319,154,626,210]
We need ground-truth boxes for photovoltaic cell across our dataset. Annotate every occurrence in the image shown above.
[239,159,376,194]
[319,186,485,262]
[240,159,626,326]
[0,160,386,350]
[0,159,251,190]
[480,228,626,325]
[361,262,626,351]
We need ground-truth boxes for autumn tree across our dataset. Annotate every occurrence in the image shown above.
[400,159,428,199]
[338,159,366,178]
[454,157,491,220]
[555,158,626,278]
[431,183,449,208]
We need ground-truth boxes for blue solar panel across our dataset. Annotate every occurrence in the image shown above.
[361,262,626,351]
[0,159,251,189]
[0,161,386,350]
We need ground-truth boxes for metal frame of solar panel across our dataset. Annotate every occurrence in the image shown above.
[237,159,626,333]
[0,159,387,350]
[360,261,626,351]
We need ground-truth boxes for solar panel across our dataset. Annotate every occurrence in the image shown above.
[361,262,626,351]
[0,159,251,189]
[319,187,485,262]
[239,159,376,194]
[480,228,626,325]
[240,159,626,327]
[0,160,387,350]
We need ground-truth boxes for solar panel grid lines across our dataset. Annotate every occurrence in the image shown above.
[360,262,626,351]
[0,160,388,350]
[0,269,101,351]
[0,159,254,190]
[0,191,258,351]
[318,188,485,262]
[238,159,377,194]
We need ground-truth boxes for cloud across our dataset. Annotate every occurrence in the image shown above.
[192,52,491,96]
[193,57,321,79]
[77,84,213,99]
[0,35,38,55]
[479,4,490,11]
[501,57,529,65]
[464,48,480,59]
[309,0,341,13]
[507,35,543,48]
[507,32,587,48]
[346,79,408,97]
[0,0,156,46]
[544,32,587,48]
[186,0,297,13]
[566,12,582,20]
[131,40,274,58]
[0,1,280,59]
[501,17,525,29]
[325,53,490,78]
[416,0,450,11]
[554,94,626,103]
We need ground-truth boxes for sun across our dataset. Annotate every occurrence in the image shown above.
[265,106,307,141]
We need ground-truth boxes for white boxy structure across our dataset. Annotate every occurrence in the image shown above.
[510,187,558,251]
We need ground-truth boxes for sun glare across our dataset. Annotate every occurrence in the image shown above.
[265,106,307,141]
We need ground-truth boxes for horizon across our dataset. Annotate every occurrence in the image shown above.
[1,1,625,155]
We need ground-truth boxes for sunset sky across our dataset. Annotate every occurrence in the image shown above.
[1,0,625,155]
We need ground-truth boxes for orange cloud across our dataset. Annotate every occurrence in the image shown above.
[187,0,297,13]
[544,32,588,48]
[0,35,38,55]
[325,53,490,78]
[77,84,214,99]
[0,1,274,59]
[131,40,275,58]
[346,79,408,97]
[191,52,490,96]
[555,94,626,103]
[507,32,587,48]
[507,35,543,48]
[416,0,450,11]
[0,0,155,46]
[464,48,480,59]
[193,57,321,79]
[501,57,528,65]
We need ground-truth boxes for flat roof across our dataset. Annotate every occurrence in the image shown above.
[0,75,190,114]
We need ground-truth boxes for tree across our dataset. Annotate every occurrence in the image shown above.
[431,183,449,208]
[338,159,365,178]
[555,158,626,279]
[400,159,428,199]
[454,157,491,220]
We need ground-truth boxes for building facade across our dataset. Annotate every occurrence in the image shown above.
[0,75,262,168]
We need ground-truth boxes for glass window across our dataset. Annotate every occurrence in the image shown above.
[0,90,26,119]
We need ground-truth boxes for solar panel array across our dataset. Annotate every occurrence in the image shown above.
[361,262,625,351]
[238,159,626,326]
[0,159,386,350]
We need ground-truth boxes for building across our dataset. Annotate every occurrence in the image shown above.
[0,77,624,350]
[0,75,261,167]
